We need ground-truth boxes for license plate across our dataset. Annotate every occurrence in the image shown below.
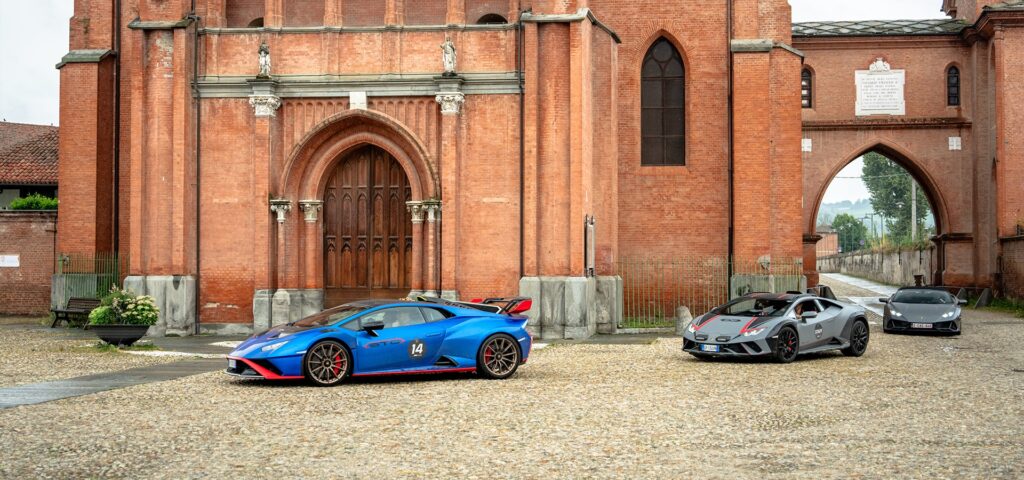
[911,323,933,329]
[700,344,720,353]
[228,359,237,369]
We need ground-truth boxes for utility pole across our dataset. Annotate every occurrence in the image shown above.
[911,181,918,242]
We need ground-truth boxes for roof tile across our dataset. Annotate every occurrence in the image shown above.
[0,122,59,186]
[793,18,969,37]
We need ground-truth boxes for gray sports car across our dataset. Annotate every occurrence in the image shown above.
[880,287,965,335]
[681,292,870,363]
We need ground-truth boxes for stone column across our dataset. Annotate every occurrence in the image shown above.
[423,201,441,296]
[299,200,323,290]
[436,80,464,300]
[250,80,282,332]
[407,201,425,296]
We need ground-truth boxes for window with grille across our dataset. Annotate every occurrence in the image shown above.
[801,68,813,109]
[641,38,685,166]
[947,66,960,106]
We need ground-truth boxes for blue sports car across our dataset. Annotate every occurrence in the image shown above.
[226,297,533,386]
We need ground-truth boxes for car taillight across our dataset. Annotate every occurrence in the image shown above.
[506,299,532,315]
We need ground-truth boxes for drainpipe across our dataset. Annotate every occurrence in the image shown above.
[112,0,121,257]
[188,2,202,335]
[726,0,735,281]
[518,10,526,279]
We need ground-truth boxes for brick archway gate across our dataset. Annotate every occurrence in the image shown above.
[802,140,956,287]
[262,110,439,324]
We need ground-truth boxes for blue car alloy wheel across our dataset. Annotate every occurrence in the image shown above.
[303,341,351,386]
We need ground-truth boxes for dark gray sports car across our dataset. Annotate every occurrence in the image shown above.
[880,287,965,335]
[681,292,870,363]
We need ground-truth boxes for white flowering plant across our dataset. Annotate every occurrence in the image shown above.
[88,286,160,326]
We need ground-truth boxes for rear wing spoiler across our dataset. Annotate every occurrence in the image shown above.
[414,296,533,315]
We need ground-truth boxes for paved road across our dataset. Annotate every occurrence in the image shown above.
[821,272,897,317]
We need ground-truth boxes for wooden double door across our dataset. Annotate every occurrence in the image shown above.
[323,145,413,306]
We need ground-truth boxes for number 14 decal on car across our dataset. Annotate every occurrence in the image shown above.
[408,339,426,358]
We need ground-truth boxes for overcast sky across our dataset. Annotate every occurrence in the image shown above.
[0,0,947,201]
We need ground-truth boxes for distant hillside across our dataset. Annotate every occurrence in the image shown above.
[817,199,874,225]
[817,199,935,230]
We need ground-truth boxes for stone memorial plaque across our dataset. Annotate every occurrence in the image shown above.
[856,58,905,117]
[349,91,367,110]
[0,255,19,268]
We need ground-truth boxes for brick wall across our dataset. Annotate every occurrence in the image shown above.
[283,0,325,27]
[1002,238,1024,299]
[225,0,264,27]
[0,212,57,315]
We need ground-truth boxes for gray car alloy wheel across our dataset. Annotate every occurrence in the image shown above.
[843,320,869,357]
[478,335,520,379]
[304,341,350,386]
[774,326,799,363]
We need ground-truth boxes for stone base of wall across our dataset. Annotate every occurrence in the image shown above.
[519,276,622,340]
[124,275,196,337]
[253,288,324,331]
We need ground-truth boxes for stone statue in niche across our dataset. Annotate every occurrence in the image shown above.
[441,37,457,77]
[257,41,272,79]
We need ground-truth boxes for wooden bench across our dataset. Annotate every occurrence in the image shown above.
[51,298,101,328]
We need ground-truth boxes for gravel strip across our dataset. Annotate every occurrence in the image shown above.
[0,326,181,388]
[0,277,1021,478]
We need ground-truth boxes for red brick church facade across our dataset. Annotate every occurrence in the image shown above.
[56,0,1022,336]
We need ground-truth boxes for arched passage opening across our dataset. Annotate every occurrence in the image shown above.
[806,142,950,286]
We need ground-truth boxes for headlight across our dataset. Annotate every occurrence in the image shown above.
[686,322,697,334]
[941,310,958,319]
[261,341,288,353]
[890,309,903,317]
[742,328,766,337]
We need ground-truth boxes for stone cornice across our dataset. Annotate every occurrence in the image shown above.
[520,8,622,43]
[802,117,972,131]
[196,72,519,98]
[55,49,115,69]
[128,17,194,30]
[794,35,965,50]
[200,23,516,35]
[731,39,804,58]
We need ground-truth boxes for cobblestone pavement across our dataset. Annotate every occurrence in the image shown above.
[0,324,179,388]
[1,277,1022,478]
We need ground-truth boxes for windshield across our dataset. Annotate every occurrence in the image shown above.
[891,290,954,305]
[292,305,366,328]
[715,297,793,317]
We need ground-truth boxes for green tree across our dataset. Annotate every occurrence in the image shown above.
[832,213,868,253]
[8,193,58,210]
[862,153,930,243]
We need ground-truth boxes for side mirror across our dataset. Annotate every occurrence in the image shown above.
[801,311,818,320]
[878,297,890,304]
[362,320,385,336]
[957,298,968,306]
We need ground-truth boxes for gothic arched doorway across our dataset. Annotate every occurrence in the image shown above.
[323,145,413,306]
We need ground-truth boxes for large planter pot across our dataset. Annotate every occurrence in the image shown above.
[88,324,151,346]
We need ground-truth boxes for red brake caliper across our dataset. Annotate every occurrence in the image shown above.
[484,347,493,364]
[333,354,341,376]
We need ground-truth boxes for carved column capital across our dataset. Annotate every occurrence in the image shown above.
[406,201,425,224]
[422,200,442,223]
[299,200,323,223]
[269,199,292,224]
[249,95,282,117]
[434,92,465,115]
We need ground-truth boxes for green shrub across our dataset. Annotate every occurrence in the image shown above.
[88,286,160,326]
[8,193,58,210]
[88,305,115,325]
